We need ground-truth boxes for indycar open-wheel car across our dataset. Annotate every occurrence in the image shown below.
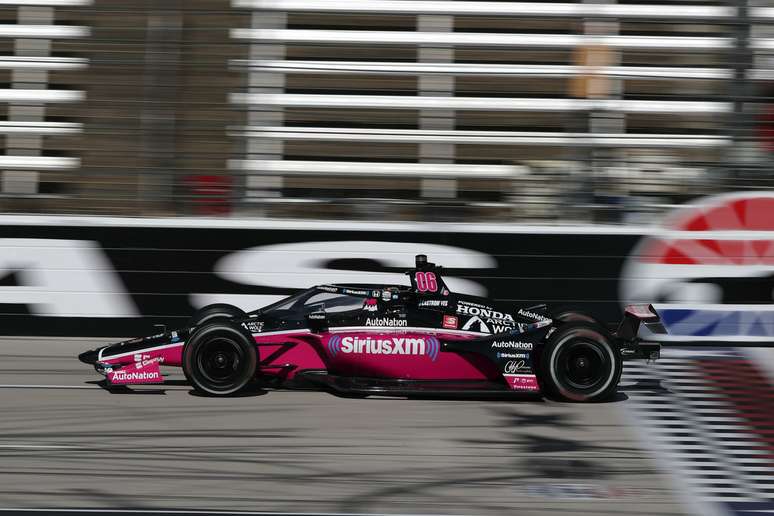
[79,255,661,402]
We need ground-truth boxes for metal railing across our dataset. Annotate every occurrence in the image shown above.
[0,0,88,198]
[0,0,773,223]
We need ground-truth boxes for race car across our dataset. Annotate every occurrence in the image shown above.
[78,255,661,402]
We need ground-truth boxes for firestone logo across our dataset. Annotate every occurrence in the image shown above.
[327,335,439,361]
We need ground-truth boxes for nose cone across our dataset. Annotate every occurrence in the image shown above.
[78,349,100,365]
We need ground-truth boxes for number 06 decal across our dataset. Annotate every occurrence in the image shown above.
[415,271,438,292]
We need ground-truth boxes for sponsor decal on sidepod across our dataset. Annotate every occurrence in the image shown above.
[442,314,458,329]
[504,360,528,374]
[365,317,407,327]
[498,352,528,359]
[457,302,515,322]
[517,309,550,321]
[505,374,539,391]
[491,341,533,350]
[242,320,264,333]
[327,335,440,361]
[419,299,449,308]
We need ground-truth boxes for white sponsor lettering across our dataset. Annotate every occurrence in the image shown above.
[491,341,533,350]
[193,241,494,310]
[365,317,406,327]
[497,352,528,359]
[343,288,369,296]
[457,304,515,322]
[504,360,527,374]
[340,336,425,356]
[518,309,550,321]
[458,300,487,309]
[462,315,489,333]
[461,316,516,334]
[419,299,449,307]
[242,320,264,333]
[0,239,139,317]
[111,370,161,382]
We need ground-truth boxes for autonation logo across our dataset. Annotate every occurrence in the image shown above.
[111,370,161,382]
[327,335,439,361]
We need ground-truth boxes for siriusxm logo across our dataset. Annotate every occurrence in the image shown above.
[327,335,439,361]
[497,352,528,359]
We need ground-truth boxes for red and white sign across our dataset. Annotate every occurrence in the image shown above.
[621,192,774,340]
[504,373,539,391]
[442,315,458,329]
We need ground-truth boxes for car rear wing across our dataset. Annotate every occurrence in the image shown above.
[617,304,662,340]
[616,304,662,360]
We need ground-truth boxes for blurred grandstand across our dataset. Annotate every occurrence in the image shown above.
[0,0,773,222]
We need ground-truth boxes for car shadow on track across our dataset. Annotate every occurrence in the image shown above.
[327,390,629,403]
[88,380,167,395]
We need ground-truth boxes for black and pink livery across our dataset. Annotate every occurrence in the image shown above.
[79,255,661,402]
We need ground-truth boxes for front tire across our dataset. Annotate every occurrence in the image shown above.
[540,322,621,402]
[182,323,258,396]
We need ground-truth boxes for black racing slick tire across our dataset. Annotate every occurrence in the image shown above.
[182,322,258,396]
[540,322,621,403]
[188,304,246,327]
[552,307,606,327]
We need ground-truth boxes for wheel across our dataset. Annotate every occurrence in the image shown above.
[182,322,258,396]
[551,307,612,335]
[540,322,621,402]
[188,303,246,327]
[552,309,597,324]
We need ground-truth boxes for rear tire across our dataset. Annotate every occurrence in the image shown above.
[551,307,612,336]
[552,306,606,326]
[540,322,621,402]
[182,322,258,396]
[188,304,245,327]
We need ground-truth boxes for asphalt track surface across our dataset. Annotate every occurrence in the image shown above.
[1,339,772,516]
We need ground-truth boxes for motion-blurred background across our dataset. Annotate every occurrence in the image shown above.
[0,0,772,222]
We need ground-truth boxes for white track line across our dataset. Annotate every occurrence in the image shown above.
[0,510,464,516]
[0,384,100,389]
[0,444,78,449]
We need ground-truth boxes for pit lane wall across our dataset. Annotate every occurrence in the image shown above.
[0,204,772,339]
